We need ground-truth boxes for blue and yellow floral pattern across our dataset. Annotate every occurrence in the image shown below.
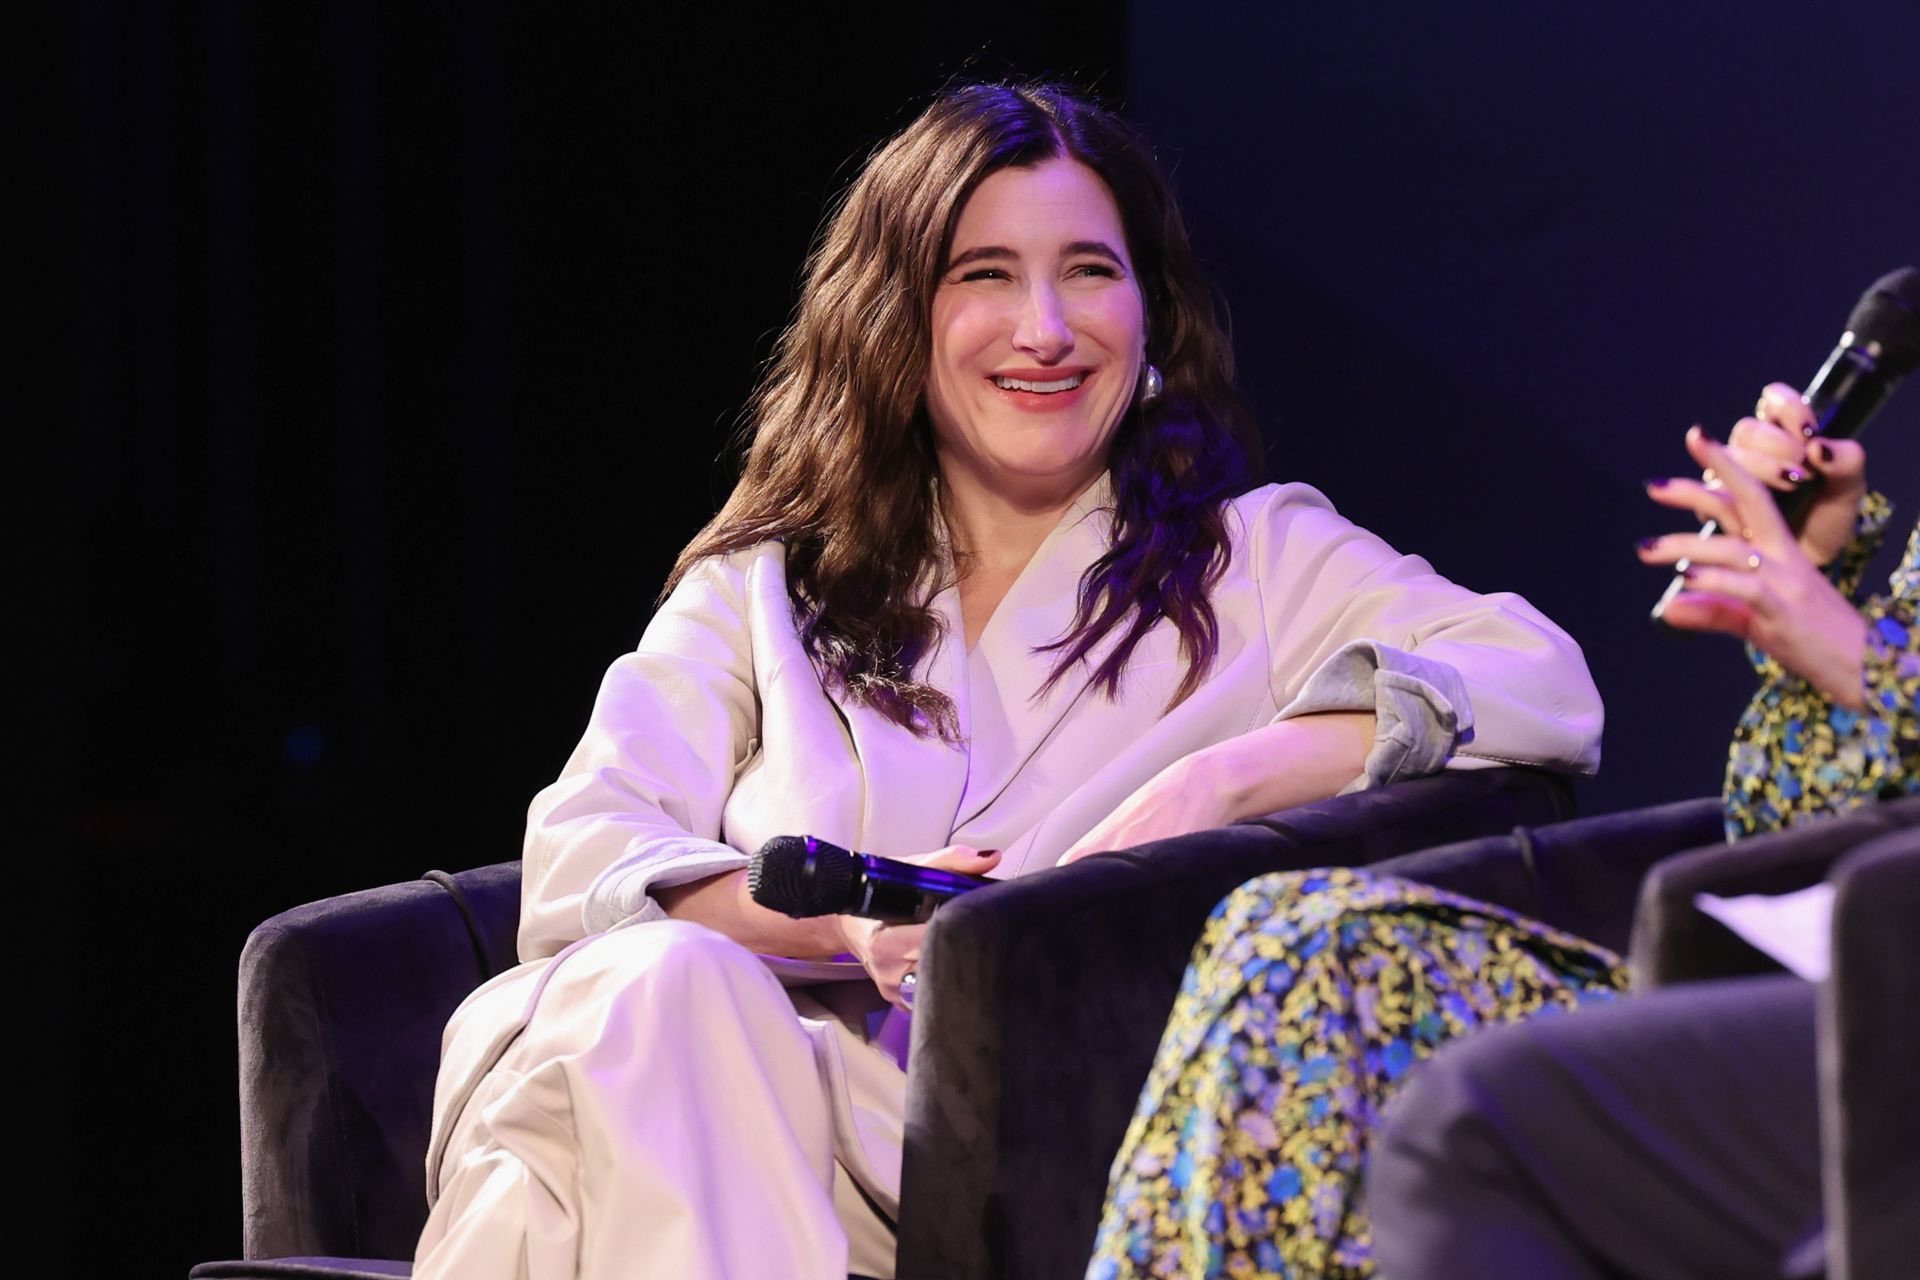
[1724,499,1919,838]
[1087,868,1624,1280]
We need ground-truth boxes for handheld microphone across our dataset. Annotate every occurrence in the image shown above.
[1653,266,1920,622]
[747,835,992,924]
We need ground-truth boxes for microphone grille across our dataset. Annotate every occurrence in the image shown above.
[1846,266,1920,378]
[748,835,855,917]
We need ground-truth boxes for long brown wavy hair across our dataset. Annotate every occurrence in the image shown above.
[667,82,1262,738]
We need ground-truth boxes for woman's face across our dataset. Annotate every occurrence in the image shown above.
[925,158,1146,508]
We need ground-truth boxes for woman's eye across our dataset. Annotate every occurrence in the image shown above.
[1070,263,1120,279]
[958,267,1009,282]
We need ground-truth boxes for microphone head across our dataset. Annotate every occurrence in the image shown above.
[1845,266,1920,378]
[749,835,855,918]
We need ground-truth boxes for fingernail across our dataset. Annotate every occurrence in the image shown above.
[1810,441,1830,464]
[976,849,999,858]
[1643,477,1670,489]
[1802,423,1817,438]
[1636,537,1660,551]
[1681,566,1699,580]
[1782,466,1806,484]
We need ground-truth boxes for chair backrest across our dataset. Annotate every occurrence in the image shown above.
[236,862,521,1261]
[1629,794,1920,988]
[1372,795,1725,956]
[1823,823,1920,1280]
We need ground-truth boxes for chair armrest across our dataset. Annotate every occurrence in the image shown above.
[237,862,521,1261]
[1628,796,1920,989]
[1821,825,1920,1280]
[897,767,1573,1280]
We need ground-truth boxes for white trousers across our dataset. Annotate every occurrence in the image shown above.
[413,920,905,1280]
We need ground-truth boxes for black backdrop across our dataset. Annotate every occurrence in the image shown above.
[61,1,1915,1269]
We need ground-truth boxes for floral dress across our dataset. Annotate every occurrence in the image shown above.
[1089,508,1917,1280]
[1724,497,1919,837]
[1086,869,1624,1280]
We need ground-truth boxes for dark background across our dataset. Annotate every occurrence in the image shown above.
[60,0,1916,1269]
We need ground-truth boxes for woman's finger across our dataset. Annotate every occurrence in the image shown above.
[913,844,1003,874]
[1805,435,1868,485]
[1657,590,1757,639]
[1726,415,1808,492]
[1636,532,1760,569]
[1645,476,1741,530]
[1756,382,1816,437]
[1683,428,1792,548]
[1674,563,1767,605]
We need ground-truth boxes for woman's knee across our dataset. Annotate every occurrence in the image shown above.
[529,918,796,1046]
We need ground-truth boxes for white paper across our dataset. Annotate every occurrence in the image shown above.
[1694,883,1835,982]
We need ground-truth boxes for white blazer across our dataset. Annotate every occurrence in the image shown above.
[425,477,1602,1201]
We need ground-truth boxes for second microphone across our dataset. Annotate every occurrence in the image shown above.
[748,835,994,924]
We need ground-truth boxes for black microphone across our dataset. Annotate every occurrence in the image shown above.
[1654,265,1920,621]
[747,835,992,924]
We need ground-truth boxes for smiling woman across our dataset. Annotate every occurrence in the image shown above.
[929,158,1151,647]
[411,82,1603,1280]
[928,160,1146,509]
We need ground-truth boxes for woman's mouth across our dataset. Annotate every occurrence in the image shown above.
[991,372,1087,393]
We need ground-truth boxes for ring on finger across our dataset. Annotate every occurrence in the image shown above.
[1747,552,1763,571]
[899,970,918,1007]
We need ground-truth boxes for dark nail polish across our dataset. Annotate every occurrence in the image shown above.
[1681,566,1700,581]
[1637,537,1660,551]
[976,849,999,858]
[1643,477,1669,489]
[1810,441,1830,464]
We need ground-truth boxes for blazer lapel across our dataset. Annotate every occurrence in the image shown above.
[953,477,1119,830]
[834,553,975,858]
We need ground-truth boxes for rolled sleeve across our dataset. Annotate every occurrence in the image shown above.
[1275,639,1471,793]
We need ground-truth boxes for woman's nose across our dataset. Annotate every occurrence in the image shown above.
[1012,283,1074,361]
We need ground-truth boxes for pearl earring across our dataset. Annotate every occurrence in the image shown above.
[1139,363,1163,410]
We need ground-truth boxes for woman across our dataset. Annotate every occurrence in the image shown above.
[1087,386,1916,1280]
[1362,410,1917,1280]
[411,82,1602,1280]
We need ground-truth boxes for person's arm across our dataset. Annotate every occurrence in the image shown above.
[519,545,1005,997]
[1244,483,1603,781]
[514,551,769,959]
[1062,485,1603,861]
[1058,711,1375,862]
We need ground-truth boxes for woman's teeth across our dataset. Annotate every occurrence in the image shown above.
[992,373,1085,393]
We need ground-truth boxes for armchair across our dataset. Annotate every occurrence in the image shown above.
[195,767,1573,1279]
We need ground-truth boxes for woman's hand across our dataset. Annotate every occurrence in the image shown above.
[1701,383,1868,567]
[1640,425,1869,709]
[836,844,1001,1010]
[1059,712,1376,864]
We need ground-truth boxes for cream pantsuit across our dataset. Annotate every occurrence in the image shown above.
[413,479,1605,1280]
